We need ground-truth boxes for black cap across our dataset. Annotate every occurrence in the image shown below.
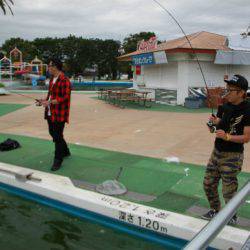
[224,74,248,91]
[49,58,63,71]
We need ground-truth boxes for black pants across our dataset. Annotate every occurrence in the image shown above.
[47,118,69,161]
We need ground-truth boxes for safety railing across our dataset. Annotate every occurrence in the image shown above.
[184,181,250,250]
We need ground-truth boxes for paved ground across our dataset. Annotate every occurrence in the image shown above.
[0,92,249,172]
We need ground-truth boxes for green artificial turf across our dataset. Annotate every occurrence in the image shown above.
[0,133,249,228]
[0,103,28,117]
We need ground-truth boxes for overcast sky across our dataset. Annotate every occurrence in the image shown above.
[0,0,249,46]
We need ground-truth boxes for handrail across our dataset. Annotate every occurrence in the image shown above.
[184,181,250,250]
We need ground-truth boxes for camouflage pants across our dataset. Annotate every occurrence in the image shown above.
[203,148,243,211]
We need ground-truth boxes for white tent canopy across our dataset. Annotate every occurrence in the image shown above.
[228,35,250,51]
[214,50,250,65]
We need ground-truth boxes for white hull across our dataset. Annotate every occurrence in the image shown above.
[0,162,249,249]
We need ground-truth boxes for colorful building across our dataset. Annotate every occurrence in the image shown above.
[118,31,250,105]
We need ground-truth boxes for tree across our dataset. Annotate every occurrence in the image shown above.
[62,35,89,75]
[0,51,5,60]
[33,37,64,63]
[122,31,156,54]
[1,37,37,61]
[121,32,156,79]
[1,35,124,79]
[0,0,14,15]
[96,39,120,79]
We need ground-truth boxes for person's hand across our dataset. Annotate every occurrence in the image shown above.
[41,100,51,107]
[216,129,226,140]
[35,99,43,106]
[208,114,217,124]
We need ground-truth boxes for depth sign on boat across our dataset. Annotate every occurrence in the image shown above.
[0,162,249,249]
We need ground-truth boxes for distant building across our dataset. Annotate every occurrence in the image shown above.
[118,31,250,105]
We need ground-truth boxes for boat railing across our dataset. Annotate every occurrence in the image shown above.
[183,181,250,250]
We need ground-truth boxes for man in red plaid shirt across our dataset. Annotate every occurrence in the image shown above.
[38,58,71,171]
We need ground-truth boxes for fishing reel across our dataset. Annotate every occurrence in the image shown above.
[207,114,216,133]
[207,121,216,133]
[35,99,42,106]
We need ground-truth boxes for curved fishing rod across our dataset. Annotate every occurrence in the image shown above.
[9,91,41,103]
[152,0,214,114]
[10,92,36,100]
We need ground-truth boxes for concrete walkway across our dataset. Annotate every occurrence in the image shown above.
[0,92,249,172]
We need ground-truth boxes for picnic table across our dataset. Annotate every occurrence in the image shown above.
[97,89,152,108]
[97,88,125,100]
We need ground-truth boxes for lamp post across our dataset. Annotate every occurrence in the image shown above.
[93,64,98,82]
[118,46,125,55]
[117,46,125,80]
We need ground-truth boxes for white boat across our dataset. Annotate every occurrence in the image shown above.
[0,162,249,249]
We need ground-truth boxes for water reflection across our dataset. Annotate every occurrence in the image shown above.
[42,220,82,249]
[0,190,167,250]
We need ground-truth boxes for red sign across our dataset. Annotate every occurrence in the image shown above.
[137,36,157,52]
[135,65,141,75]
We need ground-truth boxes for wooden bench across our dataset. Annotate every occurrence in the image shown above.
[139,97,152,108]
[98,89,153,108]
[118,95,141,108]
[119,95,152,108]
[97,90,106,99]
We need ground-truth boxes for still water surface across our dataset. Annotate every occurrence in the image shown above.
[0,190,168,250]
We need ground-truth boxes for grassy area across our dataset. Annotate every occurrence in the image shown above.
[94,97,212,113]
[0,133,249,228]
[0,103,28,117]
[123,102,212,113]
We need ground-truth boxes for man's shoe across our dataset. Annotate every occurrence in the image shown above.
[201,210,218,220]
[51,159,62,171]
[228,214,237,225]
[63,150,71,158]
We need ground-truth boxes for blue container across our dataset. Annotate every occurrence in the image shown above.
[31,78,37,86]
[184,97,203,109]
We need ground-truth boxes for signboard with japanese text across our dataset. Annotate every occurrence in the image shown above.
[100,196,169,235]
[132,53,154,66]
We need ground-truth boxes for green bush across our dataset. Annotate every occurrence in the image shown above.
[0,83,5,88]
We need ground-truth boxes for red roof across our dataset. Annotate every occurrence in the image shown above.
[118,31,230,61]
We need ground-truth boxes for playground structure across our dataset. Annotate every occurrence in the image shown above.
[28,56,47,85]
[0,56,13,81]
[0,47,47,85]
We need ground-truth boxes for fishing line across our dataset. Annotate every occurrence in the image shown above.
[152,0,214,114]
[9,91,39,101]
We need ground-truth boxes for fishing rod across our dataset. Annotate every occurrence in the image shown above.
[152,0,216,132]
[10,91,37,100]
[9,91,43,105]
